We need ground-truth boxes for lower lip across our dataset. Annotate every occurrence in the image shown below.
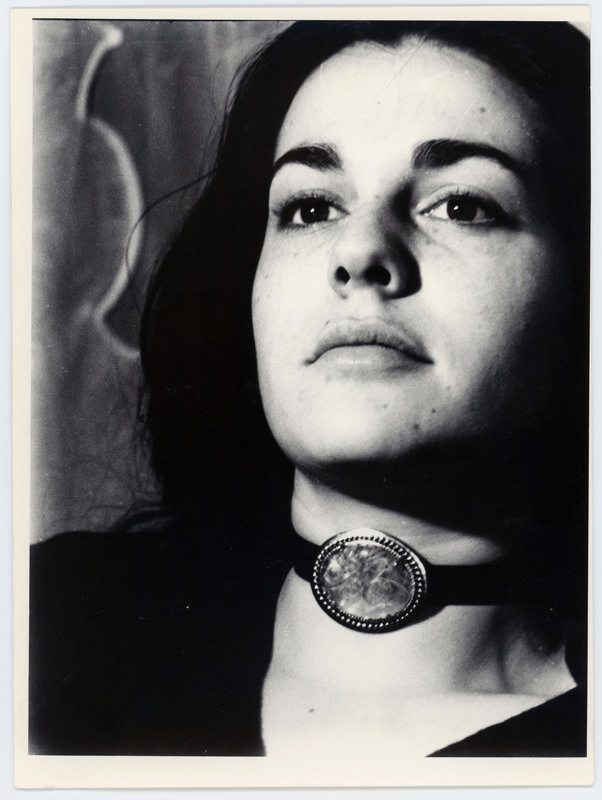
[315,345,426,372]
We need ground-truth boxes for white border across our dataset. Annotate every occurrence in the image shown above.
[9,3,597,796]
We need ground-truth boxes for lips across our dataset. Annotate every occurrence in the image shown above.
[307,318,432,365]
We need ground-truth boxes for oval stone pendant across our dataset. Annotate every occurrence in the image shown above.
[311,529,428,632]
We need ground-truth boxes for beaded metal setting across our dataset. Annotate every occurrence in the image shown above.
[310,529,428,633]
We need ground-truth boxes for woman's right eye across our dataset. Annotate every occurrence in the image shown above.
[276,196,345,228]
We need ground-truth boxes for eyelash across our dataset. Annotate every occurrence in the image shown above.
[271,187,510,232]
[419,188,509,227]
[272,191,346,230]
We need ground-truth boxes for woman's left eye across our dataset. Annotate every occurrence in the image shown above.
[423,194,504,225]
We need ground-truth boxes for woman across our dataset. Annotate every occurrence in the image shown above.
[30,20,589,758]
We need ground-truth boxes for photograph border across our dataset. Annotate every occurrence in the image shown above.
[11,3,594,792]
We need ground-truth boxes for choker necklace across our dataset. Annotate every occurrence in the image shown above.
[293,529,516,633]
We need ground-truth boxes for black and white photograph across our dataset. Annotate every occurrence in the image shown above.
[13,5,592,789]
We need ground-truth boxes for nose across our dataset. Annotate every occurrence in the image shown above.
[328,207,419,298]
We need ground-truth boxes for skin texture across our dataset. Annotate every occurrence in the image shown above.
[253,40,570,485]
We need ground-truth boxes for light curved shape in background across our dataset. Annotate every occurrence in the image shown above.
[31,20,288,540]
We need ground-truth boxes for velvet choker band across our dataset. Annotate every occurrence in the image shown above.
[293,528,516,633]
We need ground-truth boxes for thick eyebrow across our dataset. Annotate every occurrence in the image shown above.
[271,138,526,183]
[411,138,526,181]
[272,143,343,177]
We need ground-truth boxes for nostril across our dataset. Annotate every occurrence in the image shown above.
[366,265,391,286]
[335,266,350,284]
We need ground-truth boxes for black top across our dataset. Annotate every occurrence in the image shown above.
[29,528,587,757]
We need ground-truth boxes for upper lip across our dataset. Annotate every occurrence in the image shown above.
[307,318,433,364]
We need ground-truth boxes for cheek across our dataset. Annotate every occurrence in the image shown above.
[252,249,304,410]
[252,258,276,377]
[426,238,569,416]
[252,264,308,462]
[253,258,293,364]
[253,235,327,355]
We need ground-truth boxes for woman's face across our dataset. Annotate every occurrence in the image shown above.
[253,40,570,473]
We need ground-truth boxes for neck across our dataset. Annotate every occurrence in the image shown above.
[285,467,573,690]
[292,468,509,565]
[275,468,573,692]
[269,569,573,698]
[263,467,575,755]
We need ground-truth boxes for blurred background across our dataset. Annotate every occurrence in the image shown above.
[32,19,288,541]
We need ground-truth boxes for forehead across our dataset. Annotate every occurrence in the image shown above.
[275,40,542,162]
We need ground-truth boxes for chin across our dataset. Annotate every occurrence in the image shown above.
[273,412,426,472]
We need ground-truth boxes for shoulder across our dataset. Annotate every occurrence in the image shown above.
[430,686,587,757]
[29,527,281,755]
[32,527,189,596]
[30,529,190,637]
[29,530,186,752]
